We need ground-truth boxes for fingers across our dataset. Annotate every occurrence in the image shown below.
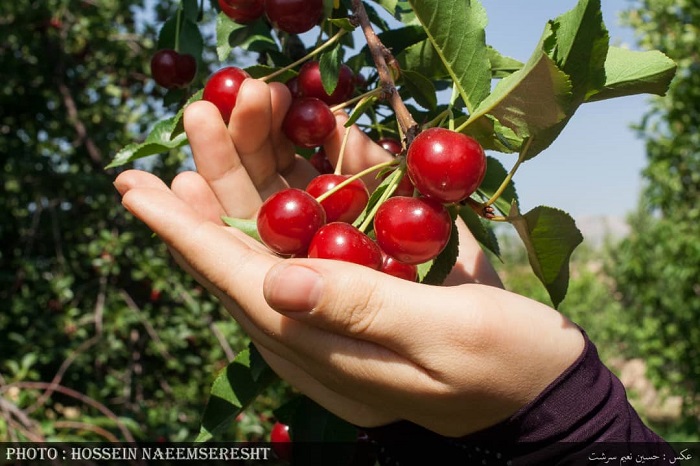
[184,99,263,219]
[227,79,290,199]
[170,171,226,224]
[262,258,482,361]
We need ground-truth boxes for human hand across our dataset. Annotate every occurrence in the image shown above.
[114,78,584,436]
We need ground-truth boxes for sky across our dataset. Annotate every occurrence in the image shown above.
[479,0,651,220]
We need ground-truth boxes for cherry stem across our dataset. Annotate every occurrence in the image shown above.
[329,87,382,113]
[334,125,352,175]
[261,29,347,83]
[314,160,396,204]
[484,136,532,208]
[357,166,404,233]
[174,2,183,52]
[350,0,419,145]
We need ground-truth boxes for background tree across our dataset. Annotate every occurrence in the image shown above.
[607,0,700,438]
[0,0,277,442]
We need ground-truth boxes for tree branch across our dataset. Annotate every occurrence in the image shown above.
[350,0,420,145]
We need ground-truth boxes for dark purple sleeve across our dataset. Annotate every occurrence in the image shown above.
[361,330,673,465]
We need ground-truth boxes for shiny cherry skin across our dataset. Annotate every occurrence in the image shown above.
[373,196,452,265]
[380,251,418,281]
[377,137,402,155]
[150,49,196,89]
[308,223,382,269]
[297,61,355,106]
[282,97,336,148]
[264,0,323,34]
[306,174,369,223]
[406,127,487,204]
[202,66,250,123]
[257,188,326,256]
[270,421,292,461]
[218,0,264,24]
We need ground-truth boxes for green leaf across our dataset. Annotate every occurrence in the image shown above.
[287,396,359,464]
[418,212,459,285]
[195,348,278,442]
[159,14,204,60]
[507,204,583,308]
[458,206,500,259]
[328,17,356,32]
[216,13,275,62]
[400,69,437,110]
[586,47,677,102]
[487,46,524,78]
[244,64,296,83]
[182,0,200,23]
[464,50,572,151]
[221,217,261,242]
[319,47,342,95]
[107,90,202,168]
[248,342,271,383]
[477,156,518,215]
[544,0,609,102]
[107,119,186,168]
[345,96,378,127]
[407,0,491,112]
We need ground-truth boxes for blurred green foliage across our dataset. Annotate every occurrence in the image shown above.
[0,0,280,442]
[609,0,699,438]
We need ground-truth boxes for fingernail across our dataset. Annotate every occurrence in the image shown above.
[264,264,322,312]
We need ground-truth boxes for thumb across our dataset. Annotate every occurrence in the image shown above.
[262,258,476,355]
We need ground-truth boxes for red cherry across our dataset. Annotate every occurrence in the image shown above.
[264,0,323,34]
[373,196,452,265]
[392,173,415,197]
[380,252,418,282]
[297,61,355,106]
[151,49,197,89]
[202,66,250,122]
[308,223,382,270]
[270,421,292,461]
[218,0,264,23]
[306,174,369,223]
[377,137,402,155]
[286,76,303,99]
[406,127,487,204]
[175,53,197,86]
[353,73,367,90]
[282,97,336,148]
[257,188,326,256]
[309,149,333,174]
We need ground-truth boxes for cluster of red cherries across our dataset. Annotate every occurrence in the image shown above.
[198,59,487,281]
[218,0,324,34]
[149,0,325,90]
